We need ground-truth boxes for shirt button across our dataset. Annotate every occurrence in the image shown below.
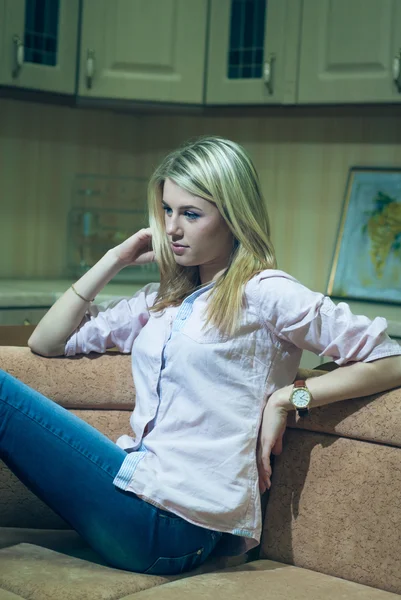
[197,549,203,555]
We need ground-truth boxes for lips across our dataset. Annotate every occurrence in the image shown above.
[171,243,189,255]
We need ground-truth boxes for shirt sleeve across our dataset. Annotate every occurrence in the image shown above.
[256,271,401,366]
[64,282,160,356]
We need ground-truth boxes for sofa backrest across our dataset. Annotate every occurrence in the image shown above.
[260,385,401,595]
[0,347,135,409]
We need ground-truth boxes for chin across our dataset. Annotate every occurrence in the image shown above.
[174,257,194,265]
[173,256,198,267]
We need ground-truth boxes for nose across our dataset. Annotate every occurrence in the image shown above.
[165,212,183,237]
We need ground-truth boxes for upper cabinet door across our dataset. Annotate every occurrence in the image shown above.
[1,0,79,94]
[78,0,208,104]
[206,0,301,105]
[298,0,401,104]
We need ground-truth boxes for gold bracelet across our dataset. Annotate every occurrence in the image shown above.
[71,284,94,303]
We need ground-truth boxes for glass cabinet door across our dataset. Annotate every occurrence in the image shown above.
[227,0,267,81]
[206,0,301,105]
[1,0,79,94]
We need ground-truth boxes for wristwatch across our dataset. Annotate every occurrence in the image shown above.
[290,380,312,417]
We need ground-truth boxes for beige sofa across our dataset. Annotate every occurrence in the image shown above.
[0,346,400,600]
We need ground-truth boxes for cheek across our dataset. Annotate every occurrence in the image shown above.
[199,218,224,237]
[191,223,220,250]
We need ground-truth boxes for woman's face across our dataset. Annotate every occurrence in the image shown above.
[162,178,234,284]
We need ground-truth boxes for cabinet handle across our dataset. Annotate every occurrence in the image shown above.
[263,54,276,95]
[23,319,31,325]
[86,49,95,89]
[12,35,24,78]
[393,50,401,92]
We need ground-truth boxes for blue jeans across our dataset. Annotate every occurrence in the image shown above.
[0,370,222,575]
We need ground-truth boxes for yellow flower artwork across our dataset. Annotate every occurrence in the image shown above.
[328,168,401,303]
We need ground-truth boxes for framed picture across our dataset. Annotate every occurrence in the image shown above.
[327,167,401,304]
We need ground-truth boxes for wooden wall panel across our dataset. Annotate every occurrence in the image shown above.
[1,98,401,324]
[0,98,143,279]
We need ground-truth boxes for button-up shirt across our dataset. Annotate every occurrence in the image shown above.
[65,270,401,556]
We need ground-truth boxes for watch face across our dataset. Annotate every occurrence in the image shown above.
[292,389,310,408]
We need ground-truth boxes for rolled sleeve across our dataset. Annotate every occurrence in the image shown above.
[64,282,159,356]
[257,272,401,366]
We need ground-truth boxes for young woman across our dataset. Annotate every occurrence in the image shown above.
[1,136,401,576]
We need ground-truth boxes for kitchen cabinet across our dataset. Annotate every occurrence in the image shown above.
[3,0,401,109]
[0,0,79,94]
[206,0,301,105]
[298,0,401,104]
[78,0,208,104]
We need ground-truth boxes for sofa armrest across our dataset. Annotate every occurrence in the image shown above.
[0,347,135,409]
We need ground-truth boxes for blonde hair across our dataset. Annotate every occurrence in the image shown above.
[148,135,277,336]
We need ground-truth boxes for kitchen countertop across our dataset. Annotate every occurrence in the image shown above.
[1,278,400,339]
[0,279,149,308]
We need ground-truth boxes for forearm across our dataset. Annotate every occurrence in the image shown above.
[272,355,401,411]
[28,249,122,357]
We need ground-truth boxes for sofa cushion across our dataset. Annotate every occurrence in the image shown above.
[0,591,26,600]
[0,543,179,600]
[0,528,111,566]
[119,559,401,600]
[0,347,134,409]
[262,430,401,595]
[0,542,247,600]
[0,527,89,553]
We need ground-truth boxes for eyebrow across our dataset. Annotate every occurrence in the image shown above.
[162,200,203,211]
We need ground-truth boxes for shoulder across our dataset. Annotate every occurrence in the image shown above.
[131,282,160,304]
[94,282,160,316]
[139,281,160,298]
[246,269,307,300]
[246,269,325,323]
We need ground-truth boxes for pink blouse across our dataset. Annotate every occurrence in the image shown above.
[65,270,401,556]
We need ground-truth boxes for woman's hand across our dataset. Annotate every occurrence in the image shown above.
[111,228,155,267]
[256,386,293,494]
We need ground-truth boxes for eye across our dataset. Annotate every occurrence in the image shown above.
[162,206,200,221]
[184,211,199,221]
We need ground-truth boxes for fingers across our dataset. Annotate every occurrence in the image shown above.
[133,250,156,266]
[271,424,286,456]
[271,436,283,455]
[261,450,272,479]
[258,470,270,493]
[257,451,272,493]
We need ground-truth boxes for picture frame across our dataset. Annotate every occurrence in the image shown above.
[327,167,401,304]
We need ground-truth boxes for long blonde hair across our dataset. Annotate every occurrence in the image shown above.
[148,135,276,336]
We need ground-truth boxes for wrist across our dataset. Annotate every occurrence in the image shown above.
[269,385,294,412]
[106,247,124,267]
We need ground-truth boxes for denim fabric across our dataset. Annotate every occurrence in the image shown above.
[0,370,222,575]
